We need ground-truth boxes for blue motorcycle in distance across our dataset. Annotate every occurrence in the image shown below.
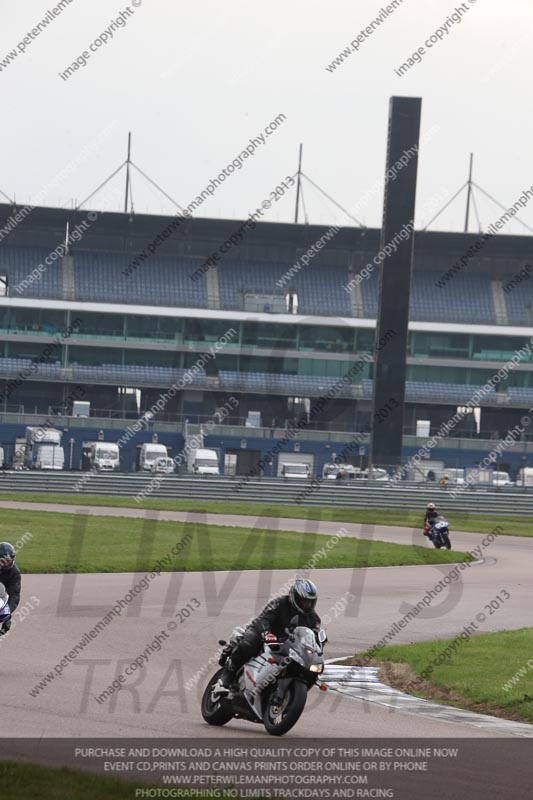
[0,582,11,635]
[429,516,452,550]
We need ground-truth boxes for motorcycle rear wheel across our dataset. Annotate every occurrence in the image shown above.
[201,669,234,726]
[263,680,307,736]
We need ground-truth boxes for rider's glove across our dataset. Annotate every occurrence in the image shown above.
[0,619,11,636]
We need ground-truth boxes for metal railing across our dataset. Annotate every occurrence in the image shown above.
[0,471,532,515]
[5,405,533,443]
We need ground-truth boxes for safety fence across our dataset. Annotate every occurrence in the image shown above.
[0,472,531,515]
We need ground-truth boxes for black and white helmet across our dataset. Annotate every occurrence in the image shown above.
[289,579,317,614]
[0,543,15,569]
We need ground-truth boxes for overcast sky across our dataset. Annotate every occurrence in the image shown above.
[1,0,532,233]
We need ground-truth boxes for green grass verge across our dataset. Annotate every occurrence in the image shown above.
[0,762,218,800]
[365,628,533,724]
[3,508,469,574]
[0,490,531,536]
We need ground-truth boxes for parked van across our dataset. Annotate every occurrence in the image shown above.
[140,443,168,471]
[189,448,220,475]
[25,426,64,470]
[518,467,533,486]
[492,470,513,487]
[281,462,311,479]
[90,442,120,472]
[359,468,389,481]
[34,445,64,470]
[150,457,175,474]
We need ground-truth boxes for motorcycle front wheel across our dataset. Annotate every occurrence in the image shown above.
[442,534,452,550]
[263,680,307,736]
[201,669,234,726]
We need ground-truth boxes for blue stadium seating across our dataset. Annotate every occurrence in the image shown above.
[360,270,496,324]
[4,244,532,328]
[0,357,62,379]
[217,261,282,310]
[74,252,207,308]
[507,386,533,404]
[362,377,499,405]
[503,282,533,325]
[69,364,207,387]
[1,247,63,298]
[0,357,207,388]
[218,370,356,398]
[217,260,353,316]
[410,272,496,324]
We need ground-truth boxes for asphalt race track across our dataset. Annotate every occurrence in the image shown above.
[1,500,532,742]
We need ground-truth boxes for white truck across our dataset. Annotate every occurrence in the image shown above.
[139,443,168,471]
[25,426,64,470]
[281,462,311,479]
[491,470,513,487]
[89,442,120,472]
[188,448,220,475]
[359,467,390,481]
[517,467,533,487]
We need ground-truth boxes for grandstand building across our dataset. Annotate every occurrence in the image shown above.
[1,201,533,476]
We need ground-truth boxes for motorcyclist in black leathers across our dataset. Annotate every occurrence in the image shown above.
[0,543,21,636]
[423,503,438,537]
[217,579,320,691]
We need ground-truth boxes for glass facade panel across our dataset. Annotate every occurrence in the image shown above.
[127,314,181,341]
[242,322,297,349]
[299,325,353,353]
[297,358,351,378]
[240,356,298,374]
[8,341,63,361]
[205,353,239,370]
[76,311,125,339]
[409,365,471,384]
[507,371,531,387]
[0,307,10,331]
[125,348,178,367]
[412,332,469,359]
[184,318,236,344]
[355,329,376,352]
[6,304,533,391]
[69,345,122,365]
[8,308,67,334]
[471,335,532,362]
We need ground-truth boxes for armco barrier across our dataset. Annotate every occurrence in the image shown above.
[0,472,532,515]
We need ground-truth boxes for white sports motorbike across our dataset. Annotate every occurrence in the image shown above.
[201,620,327,736]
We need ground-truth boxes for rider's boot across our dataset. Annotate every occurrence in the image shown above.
[214,658,237,695]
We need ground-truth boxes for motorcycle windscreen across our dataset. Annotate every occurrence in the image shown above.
[294,627,318,652]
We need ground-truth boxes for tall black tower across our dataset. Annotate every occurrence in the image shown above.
[370,96,421,469]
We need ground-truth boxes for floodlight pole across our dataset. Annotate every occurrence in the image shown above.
[464,152,473,232]
[294,143,303,223]
[124,132,132,213]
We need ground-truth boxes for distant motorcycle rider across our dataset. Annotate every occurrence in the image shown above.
[0,543,21,635]
[217,579,321,691]
[423,503,438,536]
